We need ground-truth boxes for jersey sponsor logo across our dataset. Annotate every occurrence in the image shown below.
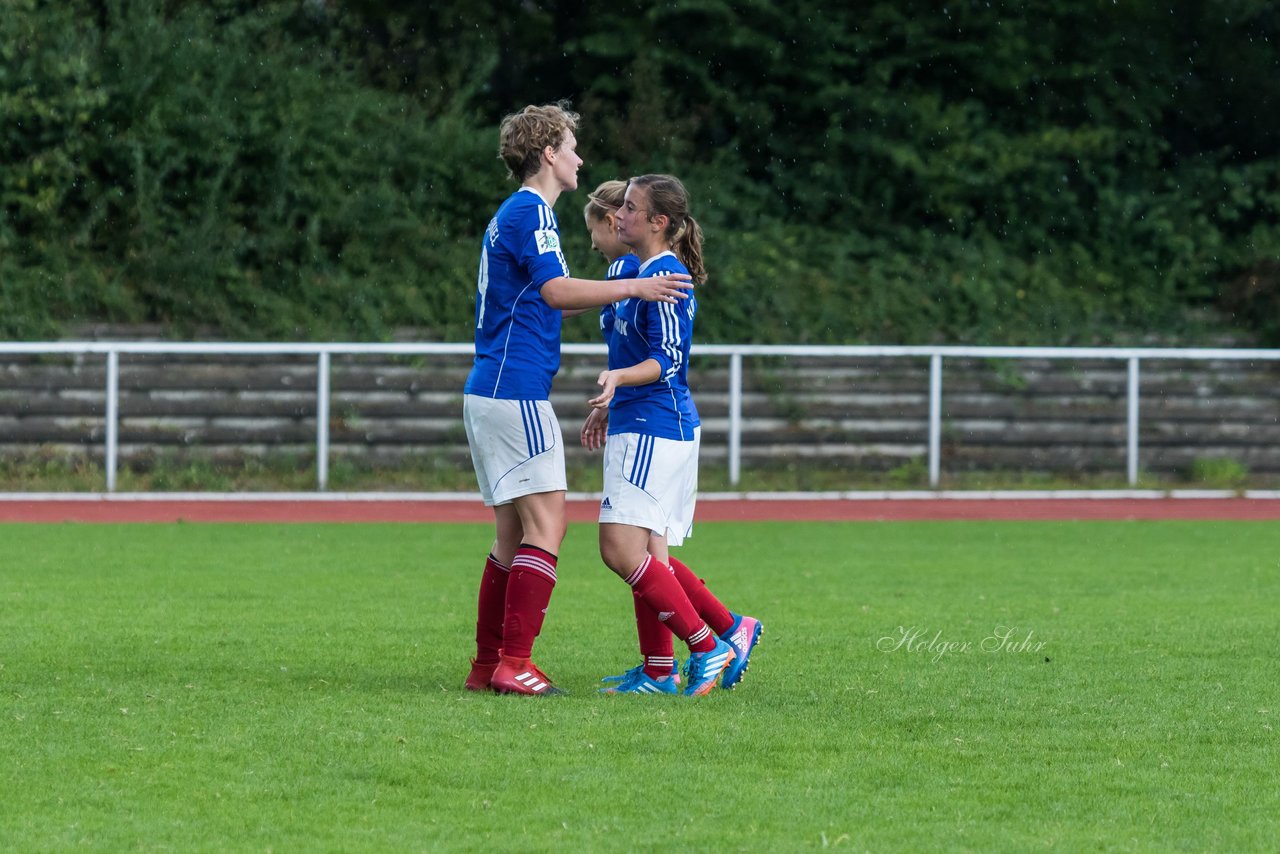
[535,228,560,254]
[613,316,630,338]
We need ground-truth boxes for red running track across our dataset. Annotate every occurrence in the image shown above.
[2,497,1280,523]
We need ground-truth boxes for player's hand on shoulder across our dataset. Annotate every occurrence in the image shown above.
[627,273,693,303]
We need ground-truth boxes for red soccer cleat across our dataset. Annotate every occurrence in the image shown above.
[490,655,565,696]
[465,658,499,692]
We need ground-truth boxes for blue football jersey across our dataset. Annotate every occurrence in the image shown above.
[605,251,700,441]
[464,188,571,400]
[598,253,640,349]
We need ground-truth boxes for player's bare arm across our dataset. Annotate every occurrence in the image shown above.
[541,274,692,310]
[588,359,662,409]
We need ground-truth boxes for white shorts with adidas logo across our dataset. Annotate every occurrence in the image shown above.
[598,427,700,546]
[463,395,567,506]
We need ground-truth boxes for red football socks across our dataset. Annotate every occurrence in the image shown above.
[503,544,558,660]
[632,591,676,679]
[624,555,715,653]
[474,553,510,666]
[669,556,734,636]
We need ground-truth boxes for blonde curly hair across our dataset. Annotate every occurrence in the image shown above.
[498,101,580,182]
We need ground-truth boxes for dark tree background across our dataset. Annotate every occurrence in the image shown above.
[2,0,1278,343]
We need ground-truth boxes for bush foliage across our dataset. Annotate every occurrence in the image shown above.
[3,0,1279,343]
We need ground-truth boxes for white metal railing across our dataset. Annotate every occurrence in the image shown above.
[3,341,1279,492]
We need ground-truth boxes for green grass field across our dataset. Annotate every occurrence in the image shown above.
[2,520,1277,851]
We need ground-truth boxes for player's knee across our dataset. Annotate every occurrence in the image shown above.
[597,539,636,578]
[527,517,566,551]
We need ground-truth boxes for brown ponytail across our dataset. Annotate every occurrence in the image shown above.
[673,215,706,286]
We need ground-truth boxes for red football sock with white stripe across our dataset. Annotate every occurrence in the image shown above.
[624,555,715,653]
[474,553,510,666]
[632,592,676,680]
[502,544,557,660]
[669,556,734,637]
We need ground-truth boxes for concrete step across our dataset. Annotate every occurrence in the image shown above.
[3,350,1279,476]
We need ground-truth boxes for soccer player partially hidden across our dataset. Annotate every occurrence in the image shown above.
[580,175,763,697]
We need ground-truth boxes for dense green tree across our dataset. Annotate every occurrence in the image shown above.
[2,0,1277,342]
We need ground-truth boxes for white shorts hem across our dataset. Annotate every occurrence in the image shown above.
[598,512,689,546]
[490,483,568,507]
[598,511,660,532]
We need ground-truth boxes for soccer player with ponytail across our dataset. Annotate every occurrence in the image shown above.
[580,175,763,696]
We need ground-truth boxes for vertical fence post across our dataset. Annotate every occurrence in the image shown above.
[1127,357,1140,486]
[928,353,942,488]
[728,352,743,488]
[317,351,331,491]
[105,350,119,493]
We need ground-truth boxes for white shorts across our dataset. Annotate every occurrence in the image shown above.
[599,428,700,546]
[463,395,566,506]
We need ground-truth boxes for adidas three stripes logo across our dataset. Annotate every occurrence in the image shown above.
[513,671,549,692]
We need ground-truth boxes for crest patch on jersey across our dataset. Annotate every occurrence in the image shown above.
[535,228,560,254]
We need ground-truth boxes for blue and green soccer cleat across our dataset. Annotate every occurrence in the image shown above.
[682,637,735,697]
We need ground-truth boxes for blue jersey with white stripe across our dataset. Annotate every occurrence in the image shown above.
[605,251,700,441]
[464,188,571,400]
[598,253,640,350]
